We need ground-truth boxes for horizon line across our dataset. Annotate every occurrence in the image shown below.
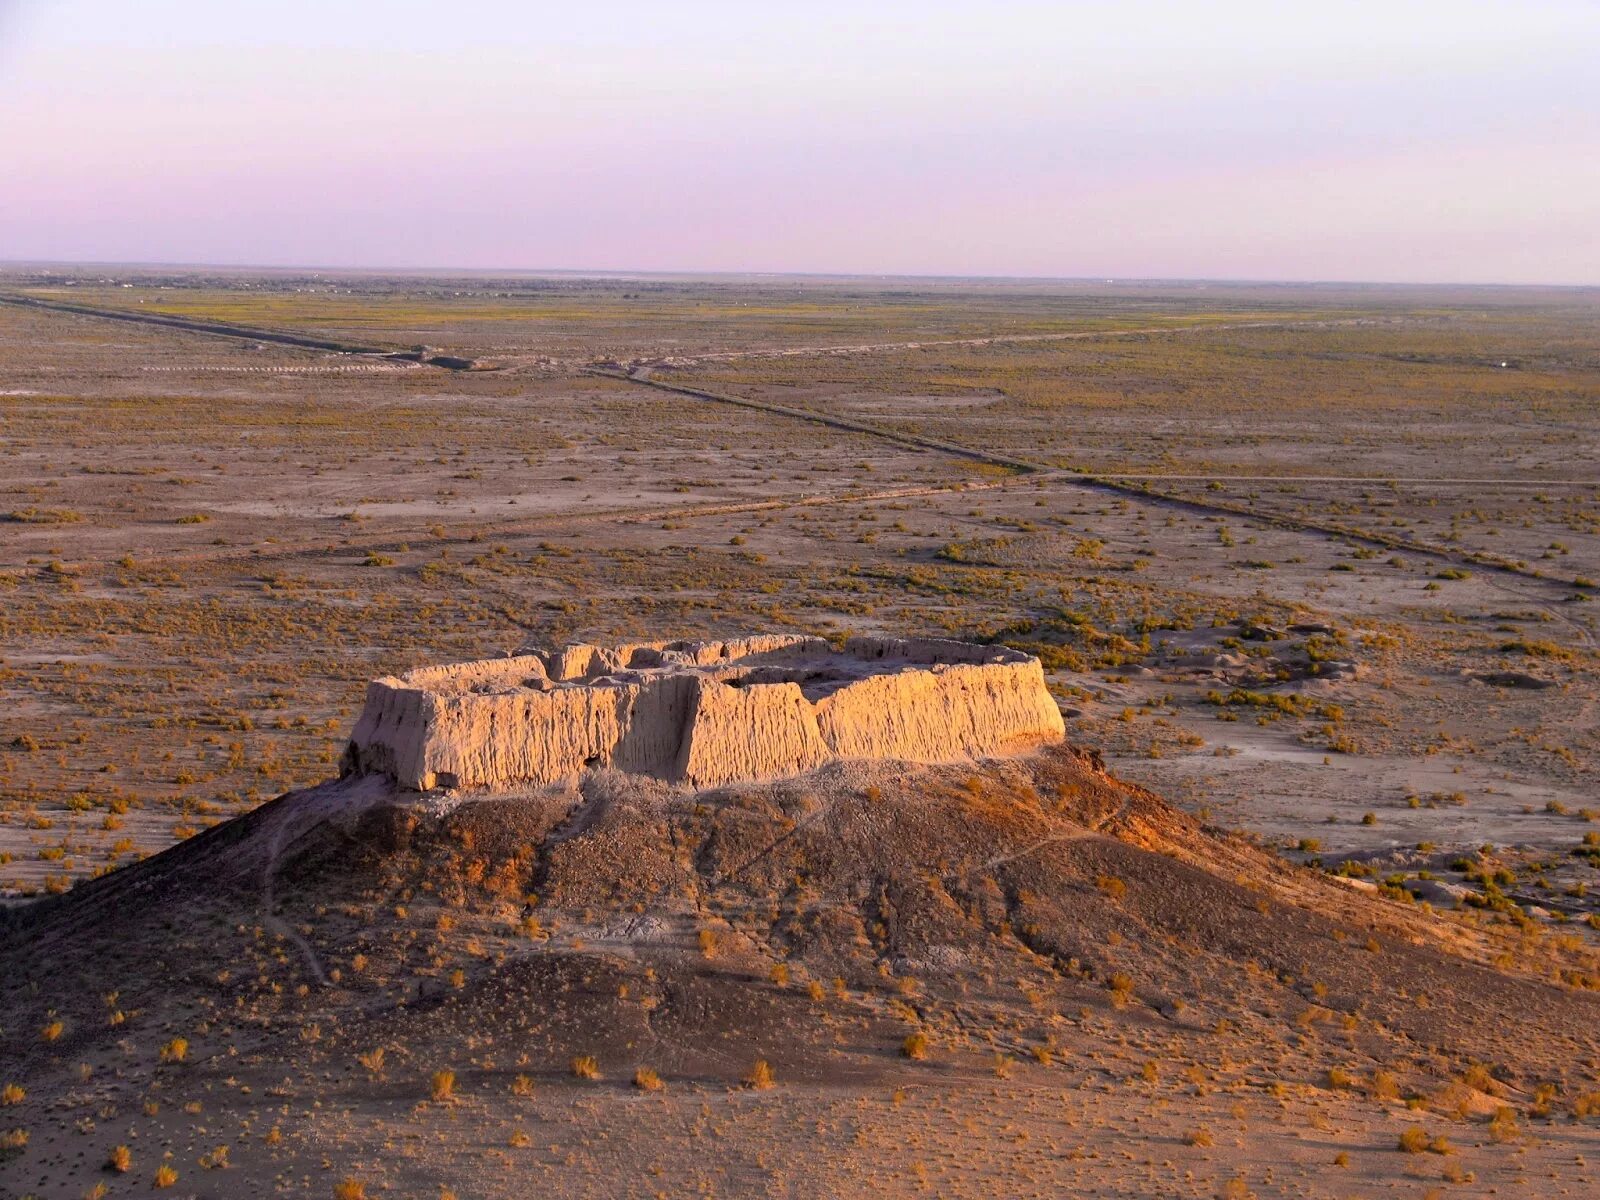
[2,258,1596,293]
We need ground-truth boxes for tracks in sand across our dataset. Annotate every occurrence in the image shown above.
[594,369,1598,596]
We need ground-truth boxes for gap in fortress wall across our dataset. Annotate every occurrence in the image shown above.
[342,635,1066,792]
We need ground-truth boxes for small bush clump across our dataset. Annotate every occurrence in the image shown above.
[1487,1105,1519,1143]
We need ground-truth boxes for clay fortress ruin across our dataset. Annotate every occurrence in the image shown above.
[343,635,1065,792]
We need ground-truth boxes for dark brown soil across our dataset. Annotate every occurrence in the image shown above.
[4,747,1598,1197]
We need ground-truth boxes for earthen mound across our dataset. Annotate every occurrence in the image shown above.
[4,665,1600,1197]
[3,739,1600,1196]
[6,746,1596,1103]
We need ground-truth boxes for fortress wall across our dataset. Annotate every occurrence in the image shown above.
[661,634,830,668]
[399,655,551,695]
[541,643,629,683]
[344,679,434,784]
[842,635,1030,667]
[815,659,1064,762]
[345,636,1065,792]
[677,680,833,788]
[538,634,827,682]
[606,674,701,776]
[416,686,634,790]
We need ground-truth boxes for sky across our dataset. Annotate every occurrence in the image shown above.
[0,1,1596,283]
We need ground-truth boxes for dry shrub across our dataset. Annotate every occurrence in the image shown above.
[199,1145,229,1169]
[1487,1106,1519,1143]
[1398,1126,1451,1155]
[1107,973,1135,1006]
[1397,1126,1430,1154]
[1462,1063,1500,1095]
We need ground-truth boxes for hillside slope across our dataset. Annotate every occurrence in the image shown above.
[3,746,1598,1197]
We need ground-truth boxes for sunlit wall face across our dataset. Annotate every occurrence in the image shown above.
[1,0,1595,282]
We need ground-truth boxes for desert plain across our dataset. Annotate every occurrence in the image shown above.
[2,268,1599,1198]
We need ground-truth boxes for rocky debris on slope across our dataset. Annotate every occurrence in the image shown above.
[343,635,1066,792]
[1467,669,1558,690]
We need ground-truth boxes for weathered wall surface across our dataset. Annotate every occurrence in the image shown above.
[343,635,1064,792]
[814,659,1064,764]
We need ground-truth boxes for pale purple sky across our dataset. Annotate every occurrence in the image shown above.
[2,1,1596,283]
